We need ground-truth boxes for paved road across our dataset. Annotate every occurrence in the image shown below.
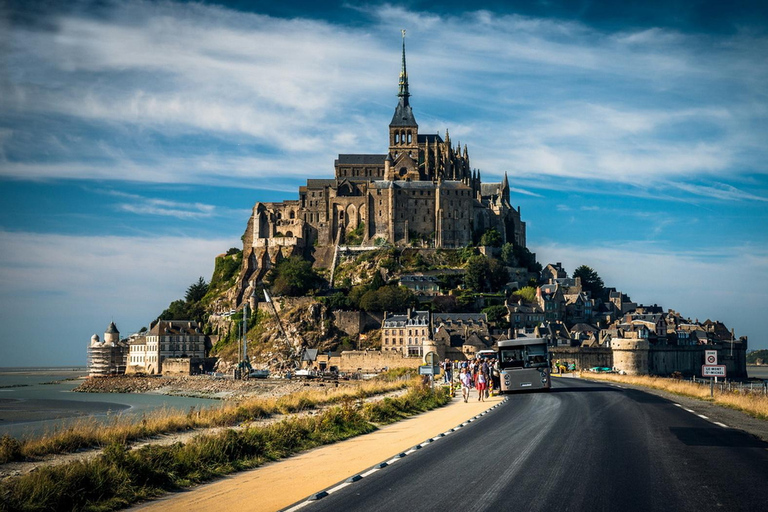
[293,378,768,512]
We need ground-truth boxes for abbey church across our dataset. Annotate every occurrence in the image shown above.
[239,36,527,295]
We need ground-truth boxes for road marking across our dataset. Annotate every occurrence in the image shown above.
[326,482,351,494]
[673,403,682,407]
[697,414,709,420]
[360,468,379,478]
[713,422,728,428]
[684,408,695,413]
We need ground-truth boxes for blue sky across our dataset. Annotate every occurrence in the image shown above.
[1,0,767,366]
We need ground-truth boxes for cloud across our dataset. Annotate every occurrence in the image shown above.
[0,230,237,366]
[1,0,766,196]
[534,240,768,346]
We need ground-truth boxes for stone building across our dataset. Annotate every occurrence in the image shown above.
[236,36,527,302]
[381,309,431,357]
[87,322,128,377]
[126,320,209,375]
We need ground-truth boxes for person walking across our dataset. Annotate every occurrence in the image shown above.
[481,359,491,399]
[459,367,472,402]
[474,368,487,402]
[442,358,453,384]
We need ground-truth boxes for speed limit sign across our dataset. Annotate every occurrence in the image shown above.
[705,350,717,365]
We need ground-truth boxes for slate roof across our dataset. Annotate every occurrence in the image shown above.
[335,154,387,165]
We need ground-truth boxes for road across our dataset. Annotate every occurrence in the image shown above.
[292,378,768,512]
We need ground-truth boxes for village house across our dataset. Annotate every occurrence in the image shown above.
[381,310,431,357]
[127,320,210,375]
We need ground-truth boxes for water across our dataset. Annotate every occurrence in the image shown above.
[747,365,768,380]
[0,368,223,439]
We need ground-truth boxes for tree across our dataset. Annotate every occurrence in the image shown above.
[488,258,510,291]
[480,228,503,247]
[266,256,322,296]
[185,277,208,303]
[513,286,537,303]
[464,255,490,292]
[500,243,518,267]
[359,285,415,312]
[432,295,458,313]
[482,304,509,326]
[573,265,605,297]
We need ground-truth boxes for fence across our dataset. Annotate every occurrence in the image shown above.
[689,376,768,395]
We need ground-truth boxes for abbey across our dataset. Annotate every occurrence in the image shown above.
[240,37,526,291]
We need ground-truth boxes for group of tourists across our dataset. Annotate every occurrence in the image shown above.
[442,357,498,403]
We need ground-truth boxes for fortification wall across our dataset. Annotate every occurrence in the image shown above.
[612,339,649,375]
[334,310,364,337]
[549,347,612,370]
[338,350,422,372]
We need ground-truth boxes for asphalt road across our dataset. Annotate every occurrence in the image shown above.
[291,378,768,512]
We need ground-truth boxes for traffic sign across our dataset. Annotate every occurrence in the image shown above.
[705,350,718,365]
[419,365,439,375]
[702,365,726,377]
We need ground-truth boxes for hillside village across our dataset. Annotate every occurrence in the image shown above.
[88,38,748,380]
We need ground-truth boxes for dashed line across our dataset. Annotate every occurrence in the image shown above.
[674,403,728,429]
[697,414,709,420]
[684,408,695,413]
[673,403,682,408]
[713,422,728,428]
[287,400,507,509]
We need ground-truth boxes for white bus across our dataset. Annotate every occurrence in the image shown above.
[497,337,551,393]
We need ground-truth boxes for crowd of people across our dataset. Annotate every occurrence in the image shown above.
[441,358,500,402]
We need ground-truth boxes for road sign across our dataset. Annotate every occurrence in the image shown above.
[419,365,439,375]
[705,350,718,365]
[702,365,726,377]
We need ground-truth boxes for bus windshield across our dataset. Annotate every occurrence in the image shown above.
[499,344,549,369]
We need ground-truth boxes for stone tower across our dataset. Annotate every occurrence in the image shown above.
[386,30,420,182]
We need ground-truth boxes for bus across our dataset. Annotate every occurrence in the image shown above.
[497,337,551,393]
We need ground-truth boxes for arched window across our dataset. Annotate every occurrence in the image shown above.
[289,210,295,219]
[407,132,412,144]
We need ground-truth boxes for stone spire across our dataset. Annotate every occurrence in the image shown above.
[389,29,417,128]
[398,29,410,103]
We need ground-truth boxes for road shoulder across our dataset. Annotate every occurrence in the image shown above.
[133,392,503,512]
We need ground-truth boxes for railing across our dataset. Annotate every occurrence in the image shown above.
[689,377,768,395]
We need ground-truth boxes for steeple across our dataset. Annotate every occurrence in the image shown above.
[390,30,417,129]
[398,29,410,103]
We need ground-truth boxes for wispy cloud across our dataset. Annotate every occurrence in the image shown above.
[1,0,766,199]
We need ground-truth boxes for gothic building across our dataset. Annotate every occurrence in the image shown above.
[239,36,527,298]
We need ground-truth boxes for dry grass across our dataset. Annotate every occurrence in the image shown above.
[582,373,768,420]
[1,378,412,464]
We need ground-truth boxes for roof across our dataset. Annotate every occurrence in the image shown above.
[335,154,387,166]
[148,320,203,336]
[372,180,471,190]
[302,348,319,362]
[305,179,336,188]
[498,337,548,348]
[570,323,598,333]
[106,322,119,334]
[480,183,502,196]
[390,99,417,127]
[382,310,430,328]
[417,134,443,144]
[432,313,487,325]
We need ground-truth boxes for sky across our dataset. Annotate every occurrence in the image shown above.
[1,0,767,366]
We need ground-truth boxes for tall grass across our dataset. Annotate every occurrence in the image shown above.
[583,373,768,420]
[0,379,412,464]
[0,385,450,512]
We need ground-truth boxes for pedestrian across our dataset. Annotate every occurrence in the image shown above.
[475,369,487,402]
[443,358,453,384]
[459,367,472,402]
[481,359,490,399]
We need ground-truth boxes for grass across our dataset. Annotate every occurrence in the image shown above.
[0,384,450,512]
[582,373,768,421]
[0,378,411,464]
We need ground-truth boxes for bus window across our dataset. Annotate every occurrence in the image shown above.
[499,349,525,368]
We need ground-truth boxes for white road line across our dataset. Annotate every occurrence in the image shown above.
[697,414,709,420]
[673,403,682,407]
[326,482,351,494]
[360,468,379,478]
[684,408,695,413]
[283,501,311,512]
[714,422,729,428]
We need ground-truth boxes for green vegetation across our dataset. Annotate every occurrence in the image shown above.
[0,379,412,465]
[463,255,509,293]
[205,249,243,300]
[0,385,450,511]
[747,350,768,365]
[345,224,365,245]
[482,304,509,328]
[479,228,502,247]
[158,277,209,325]
[573,265,605,298]
[359,285,416,312]
[513,286,537,303]
[265,256,323,296]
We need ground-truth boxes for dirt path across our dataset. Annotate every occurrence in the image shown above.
[133,392,503,512]
[0,388,409,481]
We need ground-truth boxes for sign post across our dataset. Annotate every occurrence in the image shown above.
[702,364,726,397]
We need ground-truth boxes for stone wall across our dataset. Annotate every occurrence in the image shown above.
[338,350,422,372]
[549,347,612,370]
[334,310,364,337]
